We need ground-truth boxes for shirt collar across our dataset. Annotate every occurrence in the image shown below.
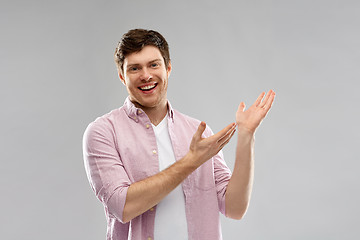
[123,96,175,122]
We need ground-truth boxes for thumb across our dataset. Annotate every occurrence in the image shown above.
[194,121,206,140]
[238,102,246,112]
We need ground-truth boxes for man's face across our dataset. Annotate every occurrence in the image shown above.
[120,45,171,109]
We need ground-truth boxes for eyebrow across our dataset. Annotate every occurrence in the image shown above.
[148,59,162,64]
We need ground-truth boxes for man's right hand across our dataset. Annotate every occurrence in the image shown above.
[188,122,236,166]
[122,121,236,223]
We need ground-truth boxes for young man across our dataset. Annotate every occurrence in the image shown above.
[83,29,275,240]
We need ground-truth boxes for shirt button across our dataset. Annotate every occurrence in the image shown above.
[150,207,154,211]
[138,110,142,114]
[133,116,137,120]
[147,237,152,240]
[152,150,157,154]
[146,124,150,129]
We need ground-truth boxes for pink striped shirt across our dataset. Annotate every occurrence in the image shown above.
[83,97,232,240]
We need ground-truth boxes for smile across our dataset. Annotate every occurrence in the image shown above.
[138,83,158,91]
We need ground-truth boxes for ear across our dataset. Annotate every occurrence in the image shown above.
[166,61,172,78]
[119,71,126,86]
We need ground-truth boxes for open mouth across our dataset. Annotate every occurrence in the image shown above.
[138,83,158,92]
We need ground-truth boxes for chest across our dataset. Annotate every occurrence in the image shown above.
[114,119,194,183]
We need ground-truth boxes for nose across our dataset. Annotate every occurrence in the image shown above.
[140,67,152,82]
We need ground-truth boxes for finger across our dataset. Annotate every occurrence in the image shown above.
[194,121,206,140]
[218,127,237,150]
[213,123,236,141]
[237,102,246,113]
[263,91,276,112]
[258,90,272,108]
[217,123,236,143]
[221,126,237,144]
[254,92,266,107]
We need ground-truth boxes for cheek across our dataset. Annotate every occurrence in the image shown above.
[126,81,137,93]
[126,78,136,88]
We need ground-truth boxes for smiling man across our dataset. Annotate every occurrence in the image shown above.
[83,29,275,240]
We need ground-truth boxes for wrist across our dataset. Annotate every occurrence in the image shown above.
[183,151,202,169]
[236,125,256,136]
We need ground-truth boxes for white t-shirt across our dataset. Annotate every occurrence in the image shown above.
[152,114,188,240]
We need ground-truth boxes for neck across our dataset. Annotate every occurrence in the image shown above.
[133,100,168,126]
[146,104,168,126]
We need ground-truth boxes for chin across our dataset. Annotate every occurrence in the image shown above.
[134,98,157,108]
[131,94,166,109]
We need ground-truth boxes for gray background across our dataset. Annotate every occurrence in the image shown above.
[1,0,359,239]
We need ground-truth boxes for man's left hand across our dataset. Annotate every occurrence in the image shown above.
[236,89,276,134]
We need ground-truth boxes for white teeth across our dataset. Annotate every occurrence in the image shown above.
[140,84,156,90]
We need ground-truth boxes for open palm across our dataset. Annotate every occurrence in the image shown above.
[236,90,276,134]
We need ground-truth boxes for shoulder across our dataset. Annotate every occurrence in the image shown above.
[173,109,201,125]
[83,106,126,141]
[172,109,214,137]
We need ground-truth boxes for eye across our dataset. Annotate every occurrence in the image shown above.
[151,63,159,68]
[129,67,139,72]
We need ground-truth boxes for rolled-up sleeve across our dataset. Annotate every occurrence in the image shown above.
[213,150,232,215]
[83,121,130,223]
[204,127,232,215]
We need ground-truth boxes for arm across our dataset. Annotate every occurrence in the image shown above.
[84,120,235,223]
[123,121,236,223]
[225,89,276,219]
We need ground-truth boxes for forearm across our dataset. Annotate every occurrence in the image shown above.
[122,121,236,223]
[225,129,255,219]
[122,152,199,223]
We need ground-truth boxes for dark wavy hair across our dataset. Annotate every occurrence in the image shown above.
[114,29,170,74]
